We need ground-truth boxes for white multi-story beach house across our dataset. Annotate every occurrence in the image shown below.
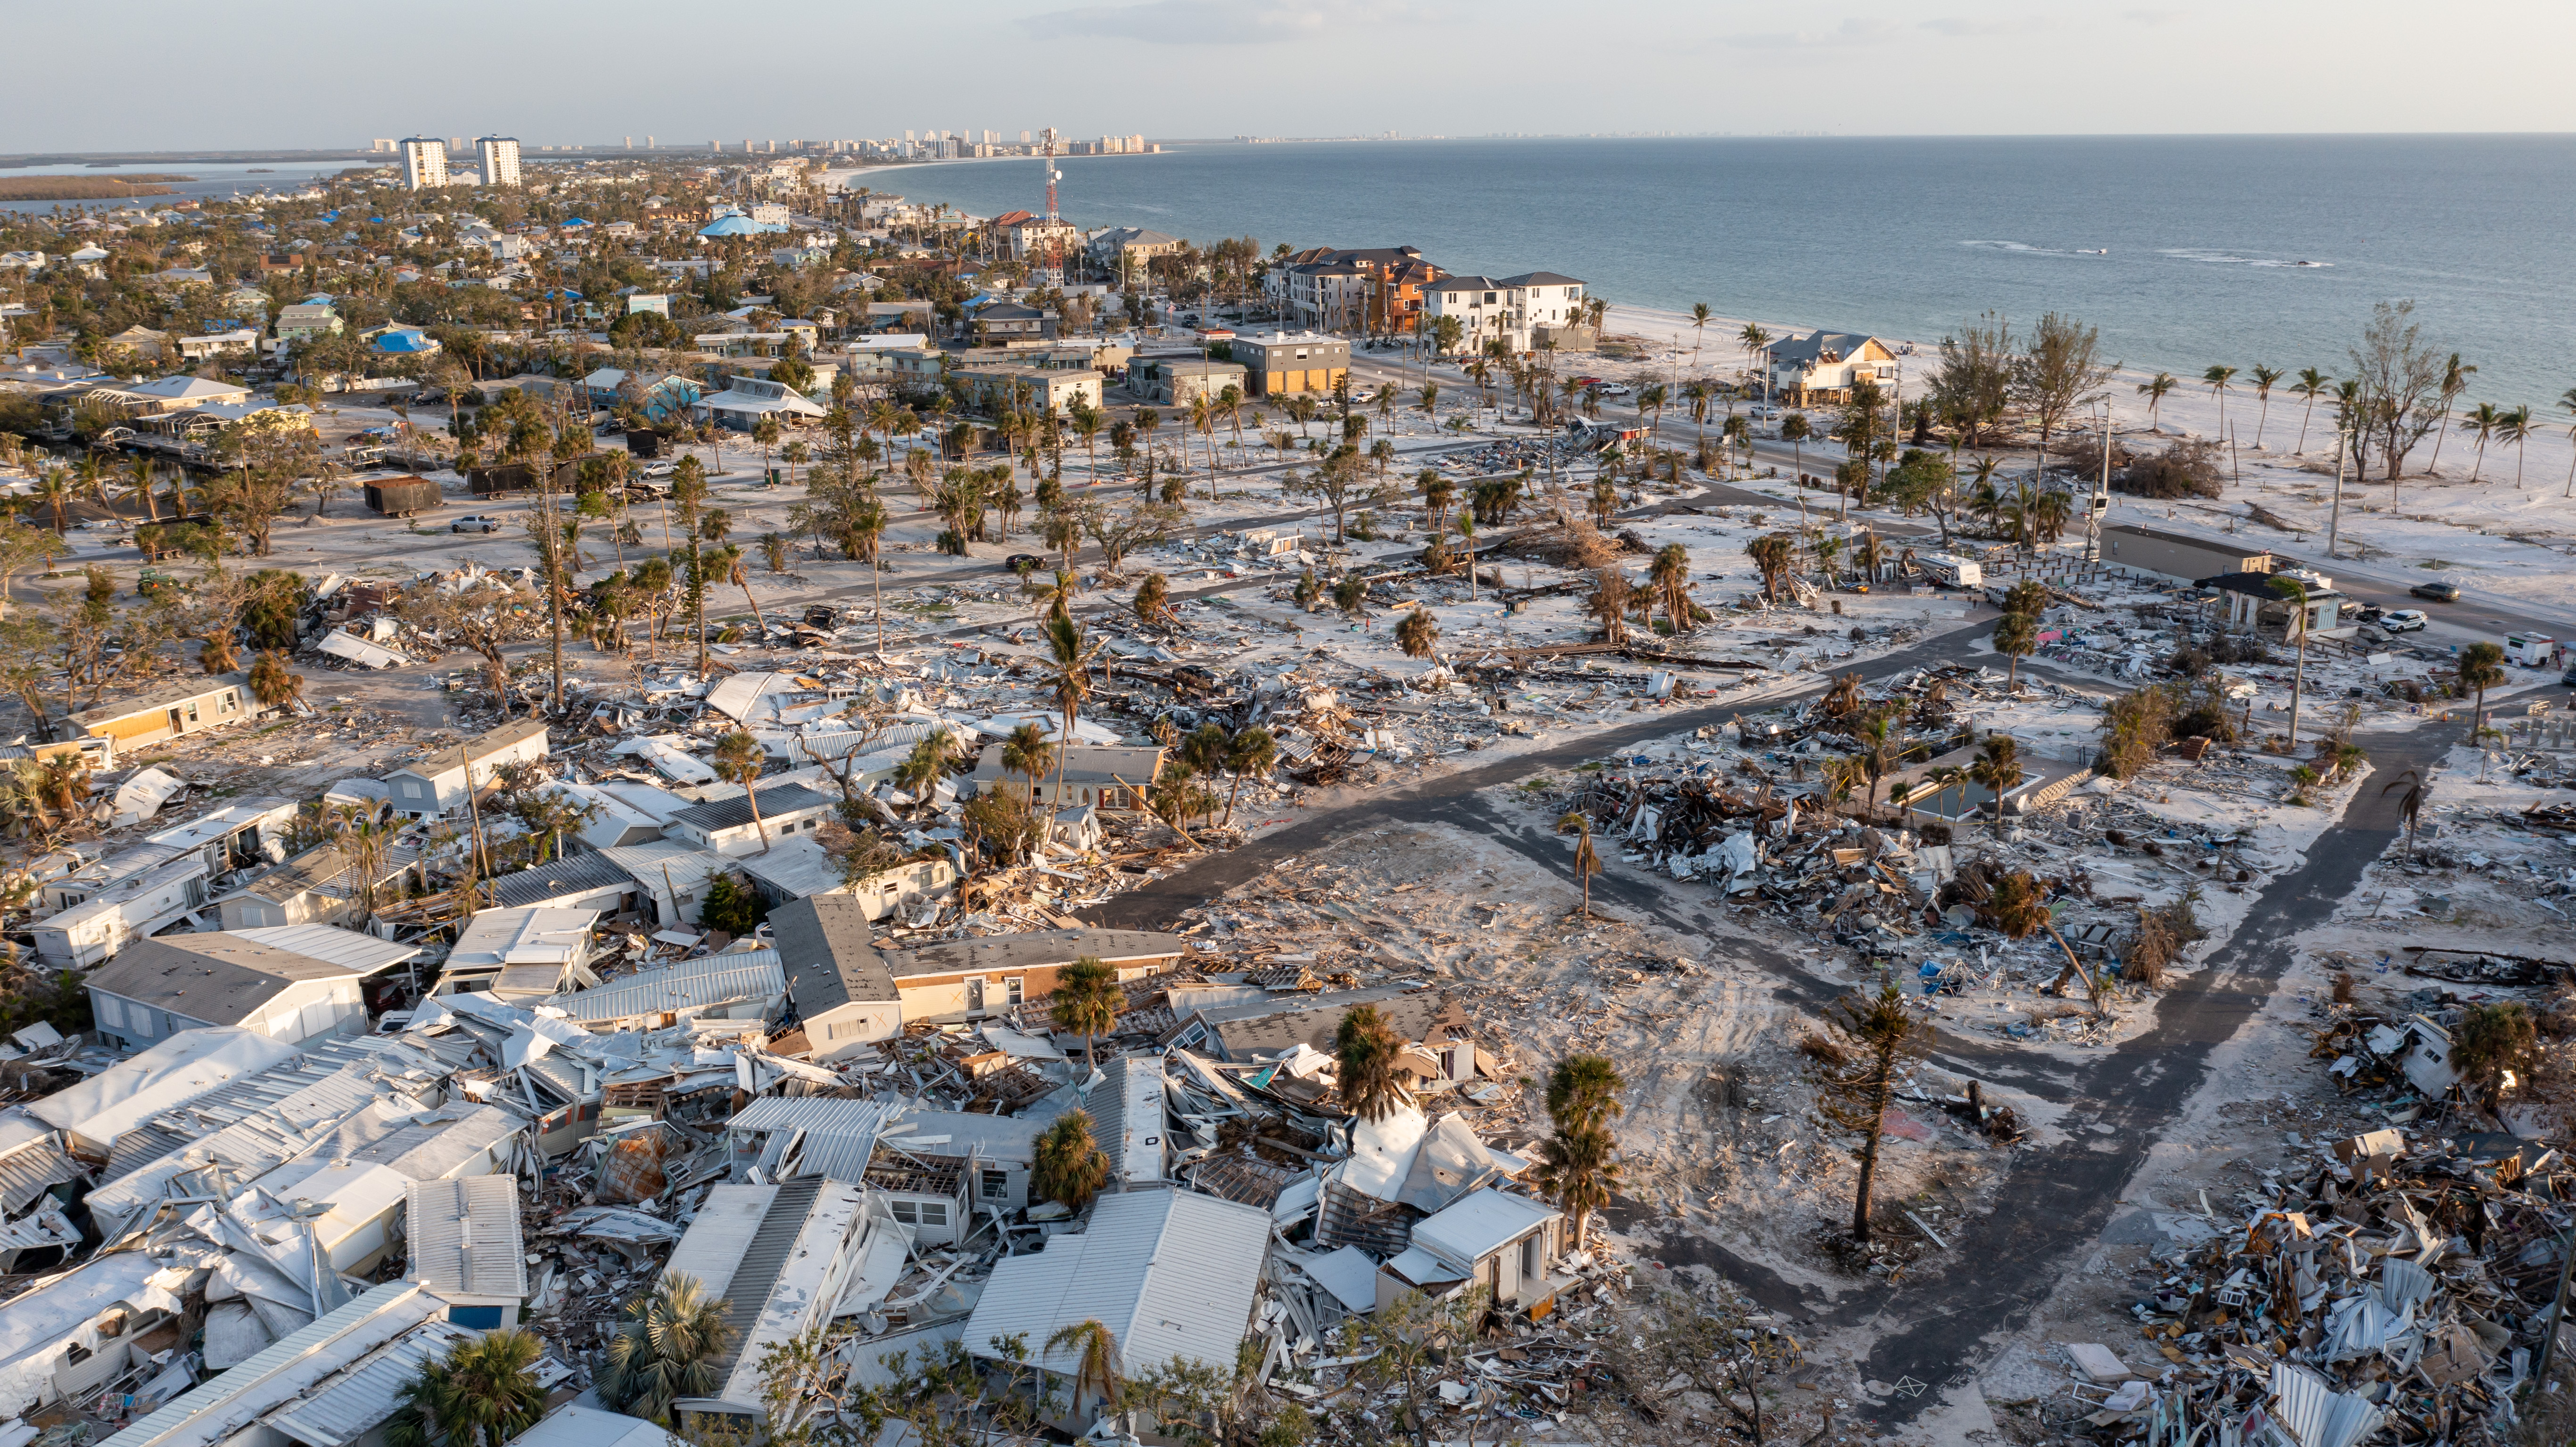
[1422,271,1587,354]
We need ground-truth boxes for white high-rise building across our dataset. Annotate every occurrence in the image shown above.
[476,135,522,186]
[398,137,448,190]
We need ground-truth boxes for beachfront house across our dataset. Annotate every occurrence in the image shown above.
[1228,335,1350,399]
[1766,330,1900,404]
[1422,272,1588,354]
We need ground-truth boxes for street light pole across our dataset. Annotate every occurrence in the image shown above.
[2327,425,2348,561]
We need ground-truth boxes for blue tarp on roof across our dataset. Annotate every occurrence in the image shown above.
[374,329,436,354]
[699,214,784,238]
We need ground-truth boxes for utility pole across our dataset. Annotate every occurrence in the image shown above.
[2086,401,2111,565]
[2327,425,2348,560]
[1038,127,1064,288]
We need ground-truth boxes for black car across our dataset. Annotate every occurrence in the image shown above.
[2411,580,2461,602]
[1004,554,1046,576]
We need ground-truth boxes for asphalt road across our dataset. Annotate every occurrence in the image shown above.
[1075,615,2446,1429]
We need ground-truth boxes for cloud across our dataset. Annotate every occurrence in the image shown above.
[1719,16,1902,49]
[1019,0,1354,43]
[1918,15,2047,36]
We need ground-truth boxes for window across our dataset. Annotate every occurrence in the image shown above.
[982,1169,1009,1199]
[95,995,122,1029]
[1006,977,1023,1006]
[184,701,199,724]
[890,1200,917,1225]
[919,1201,948,1227]
[221,691,238,711]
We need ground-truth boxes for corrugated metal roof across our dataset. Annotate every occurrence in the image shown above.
[86,1068,398,1237]
[727,1095,893,1138]
[661,1184,777,1302]
[1409,1188,1555,1269]
[0,1135,83,1214]
[845,1320,964,1392]
[261,1318,478,1447]
[406,1176,528,1298]
[1089,1054,1168,1185]
[96,1283,440,1447]
[547,951,783,1025]
[343,1104,526,1180]
[27,1028,304,1143]
[231,925,420,974]
[716,1180,864,1410]
[963,1187,1269,1378]
[489,853,636,910]
[508,1405,688,1447]
[99,1042,416,1184]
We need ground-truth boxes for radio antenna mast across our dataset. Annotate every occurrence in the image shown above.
[1038,127,1064,286]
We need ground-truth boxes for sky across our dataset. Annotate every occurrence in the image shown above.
[8,0,2576,153]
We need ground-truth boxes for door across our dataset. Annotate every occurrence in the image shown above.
[166,708,184,736]
[965,977,984,1014]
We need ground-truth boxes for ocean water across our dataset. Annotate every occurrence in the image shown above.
[0,159,357,215]
[879,135,2576,406]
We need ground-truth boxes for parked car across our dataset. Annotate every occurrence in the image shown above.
[2353,603,2386,623]
[1747,404,1781,420]
[2378,609,2430,633]
[1598,383,1635,397]
[451,515,503,534]
[1004,554,1046,575]
[2561,661,2576,687]
[2410,580,2461,602]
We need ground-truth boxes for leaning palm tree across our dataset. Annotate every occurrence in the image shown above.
[247,650,303,709]
[2289,367,2331,454]
[387,1329,548,1447]
[1395,606,1438,658]
[2380,769,2428,861]
[2426,353,2476,473]
[2246,365,2284,448]
[2459,402,2502,482]
[711,729,770,851]
[2495,405,2533,488]
[1220,725,1274,827]
[2135,372,2178,433]
[595,1276,733,1427]
[1044,1319,1124,1422]
[1049,955,1121,1069]
[1333,1003,1407,1121]
[1690,302,1712,373]
[1032,1109,1109,1210]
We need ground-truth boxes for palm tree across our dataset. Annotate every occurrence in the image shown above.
[2380,768,2428,861]
[2459,641,2506,740]
[1555,809,1604,917]
[1649,542,1692,634]
[1743,533,1793,602]
[1532,1117,1620,1252]
[1202,726,1271,830]
[710,729,771,851]
[2496,405,2533,488]
[1333,1003,1406,1120]
[247,650,303,709]
[2247,365,2284,448]
[1969,733,2021,838]
[1032,1110,1109,1210]
[1738,322,1772,400]
[1395,606,1438,658]
[2426,353,2476,473]
[2202,365,2238,441]
[388,1329,549,1447]
[1990,611,2037,693]
[1042,611,1099,817]
[1044,1319,1124,1422]
[1002,721,1054,812]
[2290,368,2331,454]
[1690,302,1712,373]
[2267,575,2316,748]
[1050,955,1121,1069]
[2459,402,2502,482]
[2135,372,2177,433]
[2561,386,2576,498]
[595,1276,732,1427]
[1131,570,1172,627]
[1990,869,2102,1015]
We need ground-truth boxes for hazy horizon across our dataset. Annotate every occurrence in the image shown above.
[7,0,2574,153]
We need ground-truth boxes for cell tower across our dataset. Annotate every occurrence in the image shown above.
[1037,127,1064,286]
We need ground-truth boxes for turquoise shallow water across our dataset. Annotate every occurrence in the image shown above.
[883,134,2576,404]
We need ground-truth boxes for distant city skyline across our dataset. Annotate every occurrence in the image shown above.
[7,0,2573,153]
